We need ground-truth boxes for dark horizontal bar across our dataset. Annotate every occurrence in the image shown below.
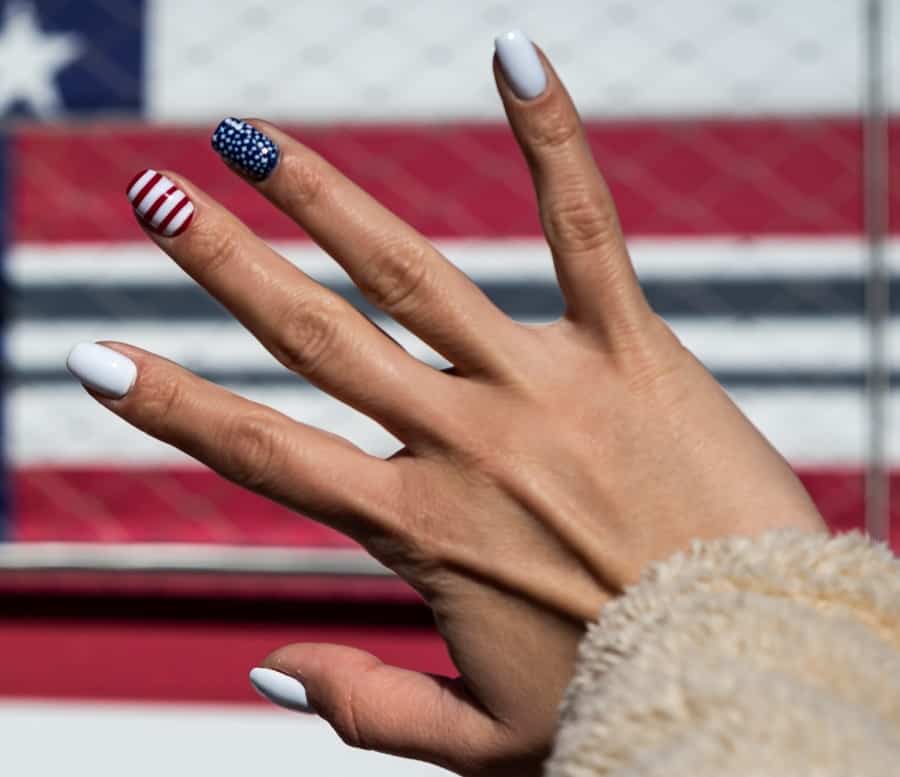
[10,368,887,390]
[0,129,8,543]
[9,278,890,320]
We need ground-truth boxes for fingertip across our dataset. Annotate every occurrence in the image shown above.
[211,117,280,181]
[66,341,138,400]
[125,168,197,240]
[249,666,315,714]
[494,29,548,101]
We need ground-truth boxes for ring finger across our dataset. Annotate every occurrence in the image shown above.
[127,168,446,443]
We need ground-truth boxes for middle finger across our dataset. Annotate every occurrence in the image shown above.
[211,118,523,380]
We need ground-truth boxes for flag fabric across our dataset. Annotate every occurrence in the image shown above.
[2,2,900,773]
[3,0,900,546]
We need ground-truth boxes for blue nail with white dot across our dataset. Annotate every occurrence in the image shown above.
[211,117,279,181]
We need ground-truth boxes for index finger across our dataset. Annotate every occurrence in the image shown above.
[494,32,652,344]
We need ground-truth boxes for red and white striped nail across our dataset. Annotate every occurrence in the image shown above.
[126,169,195,237]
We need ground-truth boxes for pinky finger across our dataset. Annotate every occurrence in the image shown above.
[65,341,398,539]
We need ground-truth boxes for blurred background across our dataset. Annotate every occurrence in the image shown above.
[0,0,897,774]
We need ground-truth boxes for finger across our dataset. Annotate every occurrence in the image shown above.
[254,644,507,774]
[126,168,445,444]
[70,341,399,540]
[210,117,524,380]
[493,32,652,341]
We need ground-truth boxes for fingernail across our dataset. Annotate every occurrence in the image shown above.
[66,343,137,399]
[211,118,280,181]
[495,30,547,100]
[126,169,195,238]
[249,667,314,713]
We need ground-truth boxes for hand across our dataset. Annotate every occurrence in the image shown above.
[70,34,826,777]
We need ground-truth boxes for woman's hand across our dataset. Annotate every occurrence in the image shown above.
[68,32,826,777]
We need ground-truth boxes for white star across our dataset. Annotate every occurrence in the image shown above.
[0,1,84,116]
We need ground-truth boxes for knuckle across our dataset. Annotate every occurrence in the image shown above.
[527,104,580,151]
[332,721,362,750]
[271,294,343,377]
[330,666,380,751]
[128,363,188,438]
[279,152,325,211]
[350,464,447,590]
[331,707,366,751]
[218,411,281,492]
[360,238,430,316]
[188,221,245,277]
[544,189,619,254]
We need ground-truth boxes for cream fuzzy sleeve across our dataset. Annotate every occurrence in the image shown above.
[545,529,900,776]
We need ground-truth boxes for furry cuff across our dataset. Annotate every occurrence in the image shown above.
[545,529,900,776]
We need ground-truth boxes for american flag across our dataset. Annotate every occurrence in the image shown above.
[0,0,897,772]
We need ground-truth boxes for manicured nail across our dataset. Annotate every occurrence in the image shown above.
[249,667,314,713]
[495,30,547,100]
[126,169,195,237]
[66,343,137,399]
[211,118,280,181]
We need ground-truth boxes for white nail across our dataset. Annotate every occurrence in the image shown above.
[495,30,547,100]
[249,667,314,713]
[66,342,137,399]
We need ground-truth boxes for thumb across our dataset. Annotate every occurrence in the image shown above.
[250,643,506,773]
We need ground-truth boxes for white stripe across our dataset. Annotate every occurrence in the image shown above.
[161,201,194,236]
[9,384,887,466]
[673,317,874,371]
[6,316,892,372]
[12,319,444,371]
[10,384,399,464]
[150,189,186,227]
[126,170,156,203]
[135,177,174,217]
[148,0,870,120]
[0,703,446,777]
[731,388,873,466]
[9,237,897,286]
[0,544,390,575]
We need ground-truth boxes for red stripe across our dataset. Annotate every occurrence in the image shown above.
[142,184,177,224]
[11,467,898,548]
[0,613,452,703]
[14,119,900,242]
[125,168,151,195]
[129,171,162,210]
[13,468,355,546]
[167,207,194,237]
[2,465,894,703]
[154,194,190,234]
[0,571,422,603]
